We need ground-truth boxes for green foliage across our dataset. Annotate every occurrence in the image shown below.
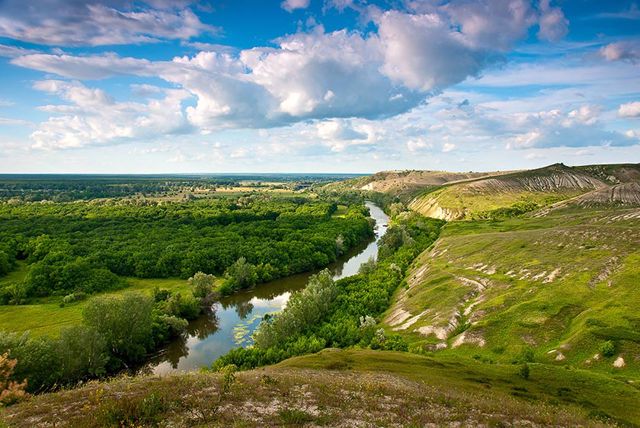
[58,326,108,381]
[214,214,443,370]
[253,270,337,349]
[97,392,169,427]
[83,293,155,365]
[0,195,372,301]
[221,257,258,295]
[188,271,216,299]
[600,340,616,357]
[473,200,540,220]
[278,408,314,425]
[218,364,237,395]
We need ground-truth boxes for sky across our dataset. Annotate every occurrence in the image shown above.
[0,0,639,173]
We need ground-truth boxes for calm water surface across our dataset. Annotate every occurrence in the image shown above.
[144,202,389,375]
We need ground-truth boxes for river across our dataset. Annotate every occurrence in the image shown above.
[143,201,389,375]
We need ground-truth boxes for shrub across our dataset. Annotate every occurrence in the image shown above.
[600,340,616,357]
[83,293,154,365]
[0,352,28,406]
[97,392,169,426]
[188,271,216,299]
[221,257,258,295]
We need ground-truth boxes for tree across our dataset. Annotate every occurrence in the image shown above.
[58,326,108,381]
[253,269,336,349]
[221,257,258,294]
[83,293,154,365]
[188,272,216,299]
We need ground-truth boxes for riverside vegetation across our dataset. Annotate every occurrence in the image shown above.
[0,178,374,393]
[2,165,640,427]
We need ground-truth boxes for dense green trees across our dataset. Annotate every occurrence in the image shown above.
[213,213,444,371]
[83,293,155,365]
[0,283,211,392]
[0,196,372,301]
[253,270,337,349]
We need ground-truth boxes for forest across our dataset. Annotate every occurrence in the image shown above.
[0,194,372,303]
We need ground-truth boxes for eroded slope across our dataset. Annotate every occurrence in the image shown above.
[384,207,640,377]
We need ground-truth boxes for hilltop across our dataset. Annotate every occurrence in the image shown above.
[407,163,640,220]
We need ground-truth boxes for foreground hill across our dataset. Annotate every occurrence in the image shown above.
[3,349,637,427]
[408,163,640,220]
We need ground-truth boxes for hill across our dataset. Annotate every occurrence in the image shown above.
[3,349,637,427]
[407,163,640,220]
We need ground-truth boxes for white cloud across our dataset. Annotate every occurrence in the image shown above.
[406,138,431,153]
[30,80,191,149]
[619,101,640,118]
[12,53,153,80]
[281,0,311,12]
[600,41,640,62]
[0,0,217,46]
[4,0,584,152]
[505,106,632,149]
[537,0,569,42]
[442,142,456,152]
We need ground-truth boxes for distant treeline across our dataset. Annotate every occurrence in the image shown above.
[0,194,373,303]
[0,174,363,202]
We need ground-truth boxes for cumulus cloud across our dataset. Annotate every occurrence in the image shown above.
[537,0,569,42]
[31,80,191,149]
[600,41,640,62]
[6,0,577,149]
[619,101,640,118]
[281,0,311,12]
[0,0,216,46]
[505,106,632,149]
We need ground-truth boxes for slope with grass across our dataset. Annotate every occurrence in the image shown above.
[408,163,640,220]
[383,205,640,379]
[4,349,637,427]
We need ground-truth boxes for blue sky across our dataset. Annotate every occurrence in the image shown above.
[0,0,639,173]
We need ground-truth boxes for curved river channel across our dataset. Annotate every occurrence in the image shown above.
[143,202,389,375]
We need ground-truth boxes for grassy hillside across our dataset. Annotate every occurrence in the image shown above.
[4,349,637,427]
[323,169,511,202]
[408,163,640,220]
[383,206,640,379]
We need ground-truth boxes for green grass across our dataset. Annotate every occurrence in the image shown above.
[0,276,196,337]
[3,348,629,427]
[279,349,640,426]
[384,206,640,380]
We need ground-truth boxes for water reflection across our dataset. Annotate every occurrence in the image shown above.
[144,202,389,374]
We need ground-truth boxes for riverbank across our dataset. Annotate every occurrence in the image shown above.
[143,201,389,374]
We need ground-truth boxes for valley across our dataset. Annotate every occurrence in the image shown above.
[1,164,640,427]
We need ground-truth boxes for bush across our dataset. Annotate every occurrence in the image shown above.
[600,340,616,357]
[83,293,154,365]
[188,271,216,299]
[58,326,108,381]
[221,257,258,295]
[0,352,28,406]
[62,291,88,304]
[97,392,169,427]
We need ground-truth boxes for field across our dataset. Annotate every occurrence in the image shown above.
[0,270,195,337]
[384,206,640,379]
[3,348,637,427]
